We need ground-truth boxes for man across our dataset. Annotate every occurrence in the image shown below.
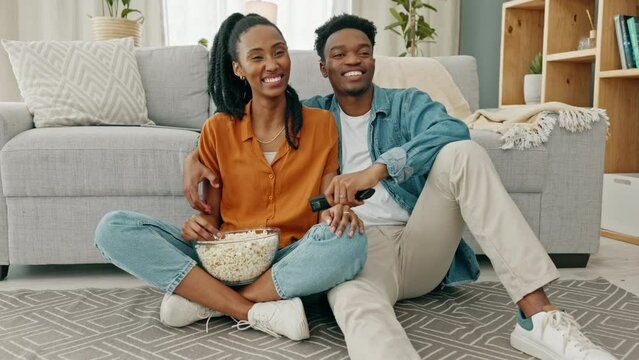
[183,14,616,360]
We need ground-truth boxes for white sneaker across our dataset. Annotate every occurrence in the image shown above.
[510,305,618,360]
[159,293,224,328]
[235,297,309,341]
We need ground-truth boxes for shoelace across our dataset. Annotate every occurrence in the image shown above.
[199,308,218,334]
[205,315,214,333]
[232,318,281,338]
[541,310,603,353]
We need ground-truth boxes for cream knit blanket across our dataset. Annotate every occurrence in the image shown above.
[373,55,471,119]
[373,56,607,150]
[464,102,608,150]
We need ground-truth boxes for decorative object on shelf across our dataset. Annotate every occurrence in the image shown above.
[385,0,437,57]
[245,0,278,24]
[524,52,542,105]
[578,9,597,50]
[91,0,144,47]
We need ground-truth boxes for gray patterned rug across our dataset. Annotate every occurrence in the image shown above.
[0,278,637,360]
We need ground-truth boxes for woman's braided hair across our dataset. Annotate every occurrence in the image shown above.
[209,13,303,150]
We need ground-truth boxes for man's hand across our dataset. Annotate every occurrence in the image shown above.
[325,163,388,206]
[320,204,365,238]
[183,150,219,214]
[181,214,221,241]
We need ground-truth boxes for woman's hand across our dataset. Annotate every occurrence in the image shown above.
[183,150,219,214]
[325,163,388,206]
[320,204,365,238]
[181,214,222,241]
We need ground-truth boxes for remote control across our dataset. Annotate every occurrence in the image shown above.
[309,188,375,212]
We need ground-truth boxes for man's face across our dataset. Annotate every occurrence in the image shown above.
[320,28,375,97]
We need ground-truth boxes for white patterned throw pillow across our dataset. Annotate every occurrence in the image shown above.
[1,37,152,127]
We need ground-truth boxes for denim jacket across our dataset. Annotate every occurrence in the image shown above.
[304,84,480,286]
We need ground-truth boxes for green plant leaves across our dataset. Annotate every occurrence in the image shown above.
[390,0,410,12]
[421,2,437,12]
[102,0,141,18]
[121,8,140,18]
[386,0,437,56]
[529,52,543,74]
[390,8,403,22]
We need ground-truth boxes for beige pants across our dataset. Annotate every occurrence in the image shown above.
[327,140,560,360]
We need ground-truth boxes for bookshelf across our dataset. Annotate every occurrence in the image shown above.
[500,0,639,173]
[500,0,639,243]
[595,0,639,174]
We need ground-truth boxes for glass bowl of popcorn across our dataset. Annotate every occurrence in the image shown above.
[195,227,280,286]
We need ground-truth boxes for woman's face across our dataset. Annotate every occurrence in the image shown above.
[233,25,291,100]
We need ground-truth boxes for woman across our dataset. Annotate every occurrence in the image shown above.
[94,13,367,341]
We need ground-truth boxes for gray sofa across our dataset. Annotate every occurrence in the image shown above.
[0,46,607,280]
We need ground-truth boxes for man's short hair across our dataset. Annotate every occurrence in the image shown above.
[314,14,377,61]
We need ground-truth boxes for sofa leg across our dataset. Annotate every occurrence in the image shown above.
[549,254,590,268]
[0,265,7,281]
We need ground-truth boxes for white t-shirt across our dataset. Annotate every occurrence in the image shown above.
[340,108,410,226]
[263,151,277,164]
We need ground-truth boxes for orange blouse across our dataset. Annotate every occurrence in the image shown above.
[198,102,339,248]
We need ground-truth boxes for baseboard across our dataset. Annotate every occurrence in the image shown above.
[601,229,639,246]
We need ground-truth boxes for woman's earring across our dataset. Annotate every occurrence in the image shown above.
[241,77,248,99]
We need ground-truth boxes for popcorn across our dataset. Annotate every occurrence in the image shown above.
[195,229,279,286]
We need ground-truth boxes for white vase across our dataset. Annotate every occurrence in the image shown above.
[524,74,542,104]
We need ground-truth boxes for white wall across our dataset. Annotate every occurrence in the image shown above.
[0,0,20,101]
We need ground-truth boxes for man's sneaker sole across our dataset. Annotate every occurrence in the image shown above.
[510,330,563,360]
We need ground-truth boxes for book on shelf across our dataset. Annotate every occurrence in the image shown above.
[628,16,639,69]
[614,14,636,69]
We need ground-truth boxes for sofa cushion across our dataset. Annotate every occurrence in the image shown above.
[470,129,547,193]
[136,45,209,130]
[289,50,334,100]
[1,127,198,197]
[433,55,479,113]
[2,38,151,128]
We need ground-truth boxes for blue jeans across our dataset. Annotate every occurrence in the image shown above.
[94,211,367,298]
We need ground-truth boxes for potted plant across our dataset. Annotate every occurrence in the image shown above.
[524,52,542,104]
[385,0,437,57]
[91,0,144,46]
[198,38,209,49]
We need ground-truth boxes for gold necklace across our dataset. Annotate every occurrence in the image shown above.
[255,126,286,144]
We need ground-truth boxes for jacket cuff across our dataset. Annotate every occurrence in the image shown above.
[375,147,413,183]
